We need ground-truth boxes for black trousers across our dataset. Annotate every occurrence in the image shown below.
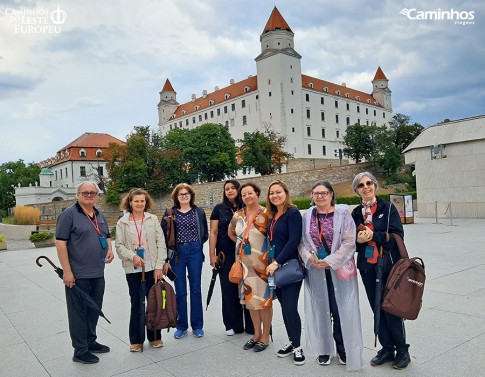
[217,239,253,334]
[325,269,345,354]
[126,270,161,344]
[360,266,409,354]
[65,277,105,357]
[275,279,303,348]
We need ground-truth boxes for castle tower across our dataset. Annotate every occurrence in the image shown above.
[372,67,392,111]
[255,6,303,156]
[157,79,179,125]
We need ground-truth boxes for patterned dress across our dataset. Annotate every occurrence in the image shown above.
[232,206,272,310]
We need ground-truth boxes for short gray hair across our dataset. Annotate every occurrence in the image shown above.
[352,171,378,195]
[76,181,100,194]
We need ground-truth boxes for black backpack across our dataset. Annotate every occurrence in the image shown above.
[146,280,177,333]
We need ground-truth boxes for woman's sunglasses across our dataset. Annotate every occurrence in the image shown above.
[357,180,374,189]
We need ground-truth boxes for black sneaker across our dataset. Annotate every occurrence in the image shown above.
[88,341,110,353]
[293,347,305,365]
[277,342,294,358]
[72,352,99,364]
[338,351,347,365]
[318,355,332,365]
[392,351,411,369]
[371,349,395,366]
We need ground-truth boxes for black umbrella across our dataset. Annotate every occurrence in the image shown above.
[373,246,385,347]
[206,251,225,310]
[139,265,147,352]
[36,255,111,324]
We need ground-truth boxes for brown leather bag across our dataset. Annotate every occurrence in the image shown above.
[229,260,243,284]
[381,234,425,320]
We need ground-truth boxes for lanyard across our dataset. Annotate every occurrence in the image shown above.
[83,209,101,235]
[132,212,145,248]
[316,209,329,242]
[269,211,283,241]
[243,207,260,240]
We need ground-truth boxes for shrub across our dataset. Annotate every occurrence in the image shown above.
[13,206,40,225]
[29,232,55,242]
[0,233,6,242]
[110,226,116,237]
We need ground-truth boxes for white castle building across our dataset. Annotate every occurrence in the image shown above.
[158,7,392,162]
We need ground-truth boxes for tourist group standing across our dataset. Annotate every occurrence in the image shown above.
[55,172,411,371]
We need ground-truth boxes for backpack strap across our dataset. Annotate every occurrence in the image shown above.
[392,233,409,259]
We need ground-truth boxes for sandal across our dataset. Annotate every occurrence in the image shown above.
[253,341,269,352]
[243,339,257,350]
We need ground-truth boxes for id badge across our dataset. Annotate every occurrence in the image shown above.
[268,276,275,288]
[365,245,374,258]
[316,248,327,259]
[269,245,275,258]
[136,247,144,258]
[99,236,108,250]
[243,243,251,255]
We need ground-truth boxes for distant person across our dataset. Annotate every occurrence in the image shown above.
[351,172,410,369]
[115,188,169,352]
[299,180,363,371]
[209,180,253,336]
[265,180,305,365]
[163,183,208,339]
[229,182,272,353]
[55,181,114,364]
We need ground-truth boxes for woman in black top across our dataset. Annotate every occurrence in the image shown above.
[351,171,410,370]
[209,180,253,335]
[265,180,305,365]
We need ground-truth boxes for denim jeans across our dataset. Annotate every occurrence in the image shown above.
[170,241,204,331]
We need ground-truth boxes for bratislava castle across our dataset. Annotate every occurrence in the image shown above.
[158,7,392,161]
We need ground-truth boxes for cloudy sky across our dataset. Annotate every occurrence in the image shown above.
[0,0,483,164]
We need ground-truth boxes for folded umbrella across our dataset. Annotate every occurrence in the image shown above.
[206,251,225,310]
[139,264,147,351]
[373,246,385,347]
[36,255,111,324]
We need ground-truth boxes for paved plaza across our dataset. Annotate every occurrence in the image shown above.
[0,216,484,377]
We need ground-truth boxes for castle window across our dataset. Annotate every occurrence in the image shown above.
[345,93,349,98]
[224,106,228,114]
[335,100,338,109]
[336,130,340,138]
[305,93,310,102]
[182,110,186,115]
[79,149,86,157]
[242,99,246,108]
[308,83,314,89]
[321,112,325,122]
[269,92,272,97]
[366,108,369,115]
[322,146,326,155]
[224,94,230,100]
[321,128,326,138]
[204,113,208,120]
[357,105,360,113]
[355,96,360,101]
[186,119,189,126]
[243,115,247,125]
[210,110,214,118]
[192,117,195,124]
[346,117,350,126]
[306,126,311,137]
[335,90,340,95]
[323,87,328,92]
[335,114,339,124]
[231,103,235,111]
[217,108,221,116]
[321,97,324,105]
[346,103,350,111]
[199,115,202,122]
[95,149,102,157]
[244,86,250,93]
[307,144,312,155]
[306,109,311,119]
[80,166,86,177]
[209,100,214,106]
[374,109,377,116]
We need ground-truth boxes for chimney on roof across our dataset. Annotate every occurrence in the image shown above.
[215,86,219,91]
[342,82,346,87]
[191,94,196,101]
[202,90,207,98]
[230,79,235,85]
[248,75,252,78]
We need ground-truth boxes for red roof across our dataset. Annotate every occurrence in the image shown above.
[373,66,388,81]
[263,6,292,33]
[39,133,125,167]
[162,79,175,92]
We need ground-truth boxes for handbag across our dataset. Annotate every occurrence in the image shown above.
[320,230,357,280]
[381,234,425,320]
[229,260,243,284]
[273,258,305,288]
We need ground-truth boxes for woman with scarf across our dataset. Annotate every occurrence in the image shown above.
[299,180,363,371]
[351,172,410,370]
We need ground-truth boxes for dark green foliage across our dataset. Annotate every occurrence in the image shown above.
[29,232,55,242]
[0,160,41,215]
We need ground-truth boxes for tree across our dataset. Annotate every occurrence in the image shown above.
[163,123,238,183]
[0,160,41,215]
[238,124,292,175]
[389,113,424,152]
[343,123,371,163]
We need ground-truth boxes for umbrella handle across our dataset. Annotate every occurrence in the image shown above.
[36,255,58,269]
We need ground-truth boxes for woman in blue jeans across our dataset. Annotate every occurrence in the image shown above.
[164,183,208,339]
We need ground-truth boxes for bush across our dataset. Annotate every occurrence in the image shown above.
[13,206,40,225]
[0,233,6,242]
[29,232,55,242]
[110,226,116,237]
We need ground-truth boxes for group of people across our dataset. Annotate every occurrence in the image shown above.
[55,171,411,371]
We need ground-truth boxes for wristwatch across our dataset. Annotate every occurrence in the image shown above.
[272,261,279,266]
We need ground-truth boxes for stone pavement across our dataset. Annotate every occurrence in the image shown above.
[0,216,484,377]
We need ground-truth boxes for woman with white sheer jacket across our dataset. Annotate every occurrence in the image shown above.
[298,180,363,371]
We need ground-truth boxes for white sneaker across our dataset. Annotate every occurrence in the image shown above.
[293,347,306,365]
[225,329,235,336]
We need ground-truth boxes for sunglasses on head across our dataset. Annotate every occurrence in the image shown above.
[357,180,374,189]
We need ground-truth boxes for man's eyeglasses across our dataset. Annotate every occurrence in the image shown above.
[80,192,98,197]
[357,180,374,189]
[178,192,190,198]
[312,191,331,198]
